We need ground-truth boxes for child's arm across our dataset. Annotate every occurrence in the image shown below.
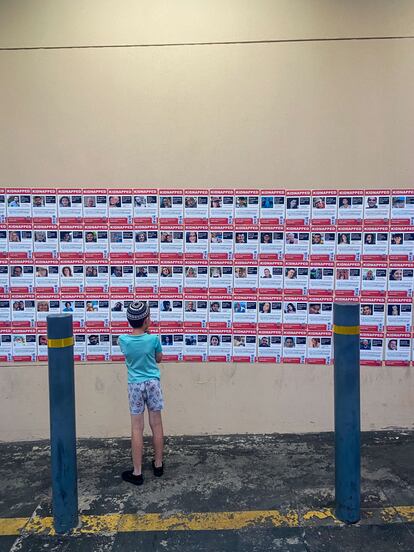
[155,335,163,363]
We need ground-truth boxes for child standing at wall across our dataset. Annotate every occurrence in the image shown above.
[118,301,164,485]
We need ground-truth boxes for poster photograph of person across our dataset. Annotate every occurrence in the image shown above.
[110,299,134,328]
[133,189,158,225]
[158,264,183,294]
[387,266,414,298]
[11,298,36,328]
[209,229,234,260]
[58,190,83,224]
[257,299,282,331]
[360,333,384,366]
[234,228,259,261]
[232,332,257,362]
[9,263,34,294]
[158,190,184,225]
[184,229,208,261]
[282,333,306,364]
[360,300,385,332]
[59,228,84,260]
[109,228,134,260]
[183,298,208,329]
[335,264,361,297]
[307,299,333,331]
[209,190,234,225]
[257,332,282,363]
[83,189,108,224]
[306,332,333,365]
[388,230,414,262]
[390,189,414,226]
[311,190,337,225]
[234,190,260,225]
[32,189,58,226]
[363,190,390,225]
[309,229,336,262]
[33,228,58,260]
[159,227,184,261]
[233,264,258,294]
[362,229,389,262]
[6,188,32,223]
[336,229,362,262]
[208,331,232,362]
[208,263,233,295]
[35,297,60,327]
[108,189,133,225]
[12,331,37,362]
[208,298,232,330]
[283,264,309,296]
[385,334,411,366]
[135,264,159,294]
[135,228,159,260]
[308,265,334,296]
[285,190,311,226]
[86,331,111,361]
[361,264,388,298]
[83,228,109,260]
[282,299,308,331]
[159,329,184,361]
[183,332,208,362]
[337,191,364,226]
[259,190,285,225]
[386,300,412,333]
[109,264,134,294]
[183,190,209,225]
[8,227,33,260]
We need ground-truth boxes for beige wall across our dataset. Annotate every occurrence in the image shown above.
[1,1,414,440]
[1,362,414,441]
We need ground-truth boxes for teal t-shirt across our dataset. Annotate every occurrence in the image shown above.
[118,333,162,383]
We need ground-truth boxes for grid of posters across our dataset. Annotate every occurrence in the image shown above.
[1,188,413,365]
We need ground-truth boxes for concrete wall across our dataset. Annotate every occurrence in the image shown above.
[1,1,414,440]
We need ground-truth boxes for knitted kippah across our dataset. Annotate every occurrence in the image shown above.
[127,301,150,322]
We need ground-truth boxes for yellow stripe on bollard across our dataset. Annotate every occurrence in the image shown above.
[47,336,74,349]
[333,325,360,335]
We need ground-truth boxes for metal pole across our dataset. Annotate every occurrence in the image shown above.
[333,302,361,523]
[47,314,78,533]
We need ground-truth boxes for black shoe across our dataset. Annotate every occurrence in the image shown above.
[152,460,164,477]
[122,470,144,486]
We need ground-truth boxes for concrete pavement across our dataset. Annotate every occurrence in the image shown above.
[1,432,413,551]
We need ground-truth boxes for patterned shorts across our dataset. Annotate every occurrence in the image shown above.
[128,379,164,415]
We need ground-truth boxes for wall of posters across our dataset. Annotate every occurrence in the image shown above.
[0,187,412,366]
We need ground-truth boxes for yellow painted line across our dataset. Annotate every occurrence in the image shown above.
[0,517,28,537]
[47,336,74,349]
[302,508,338,523]
[380,507,400,523]
[1,506,413,537]
[80,513,122,534]
[395,506,414,522]
[118,510,299,532]
[24,515,56,535]
[333,324,360,335]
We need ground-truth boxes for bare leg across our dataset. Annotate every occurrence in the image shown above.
[148,410,164,467]
[131,413,145,475]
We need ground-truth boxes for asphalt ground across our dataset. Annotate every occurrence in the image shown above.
[0,432,413,551]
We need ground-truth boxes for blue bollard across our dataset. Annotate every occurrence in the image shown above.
[333,302,361,523]
[47,314,78,533]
